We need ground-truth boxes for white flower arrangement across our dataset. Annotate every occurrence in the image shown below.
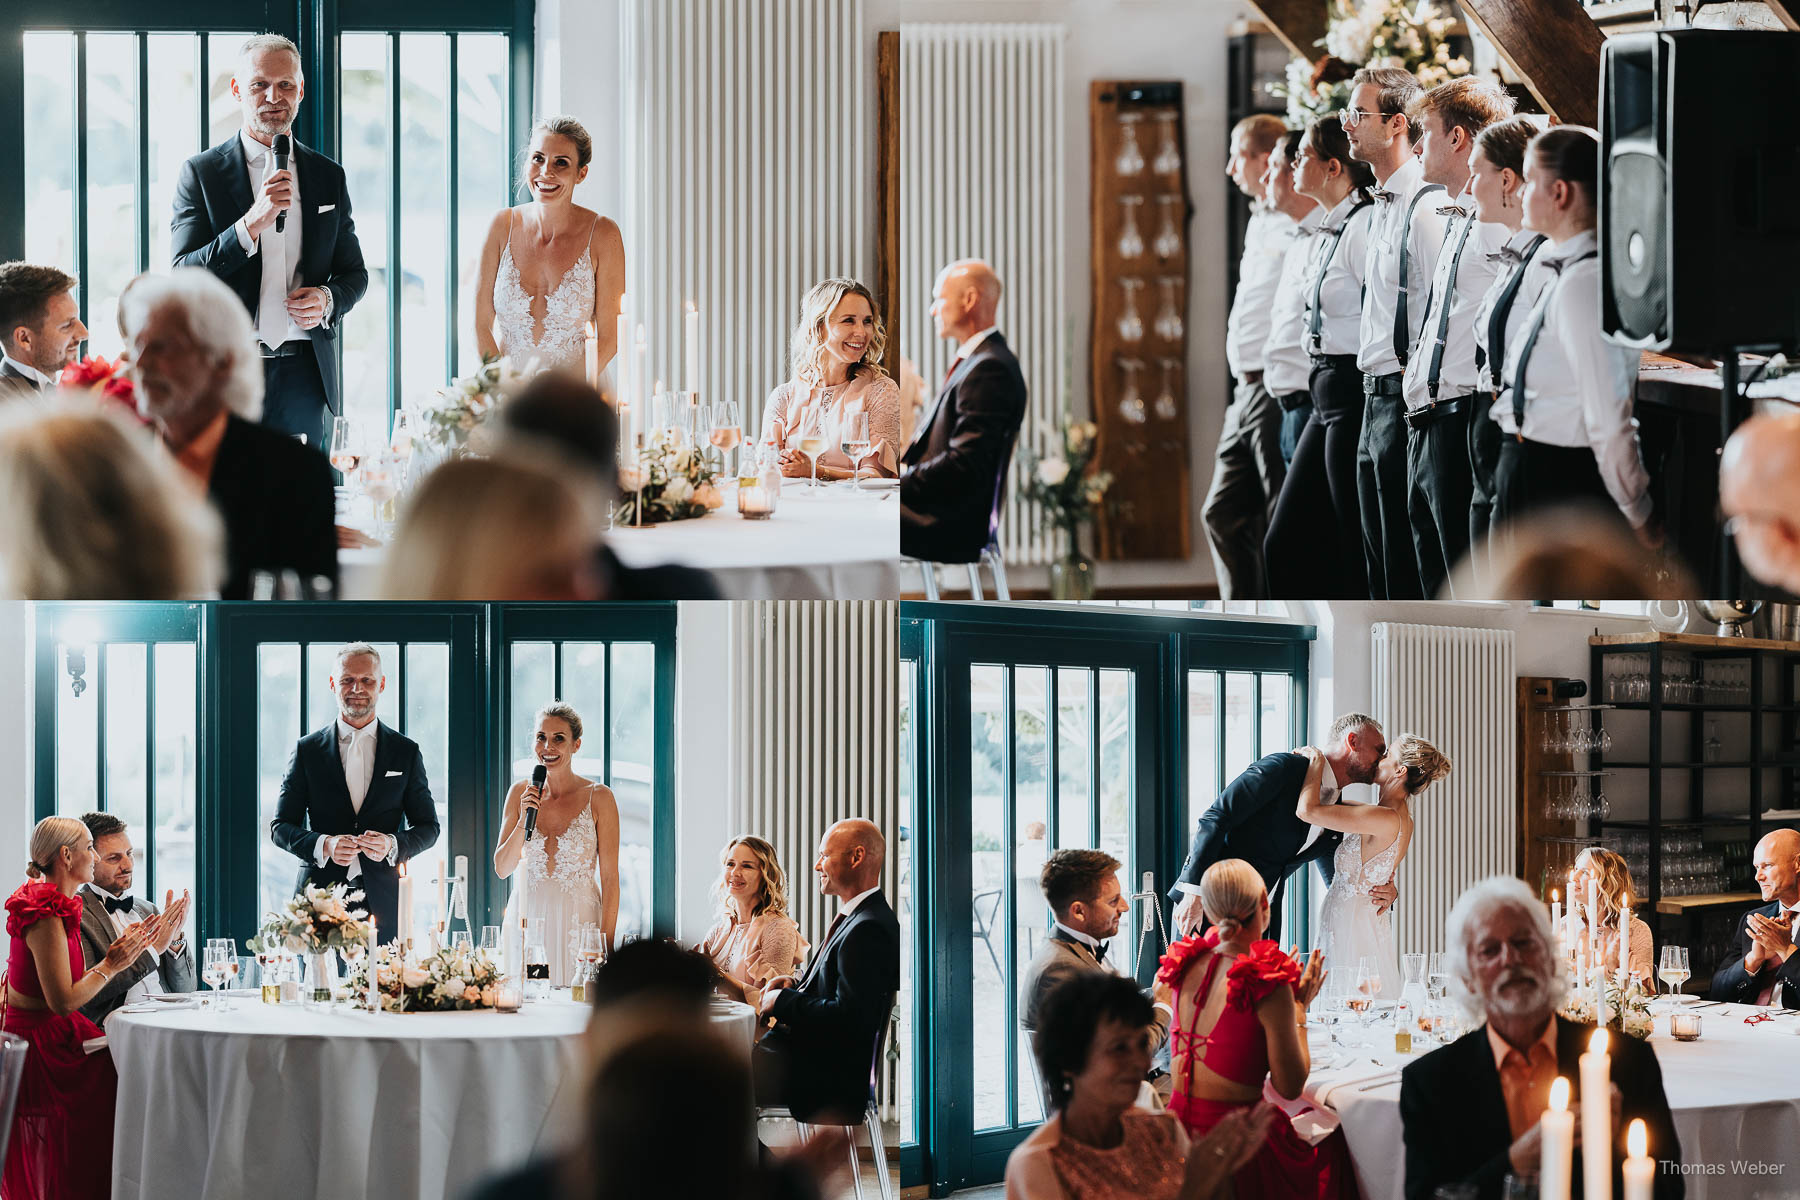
[1019,420,1113,542]
[346,942,505,1012]
[616,428,725,525]
[248,884,371,957]
[1269,0,1472,126]
[419,354,531,457]
[1558,975,1654,1041]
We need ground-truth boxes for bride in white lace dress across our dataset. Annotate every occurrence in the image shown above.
[1294,735,1451,999]
[473,116,625,380]
[494,702,621,986]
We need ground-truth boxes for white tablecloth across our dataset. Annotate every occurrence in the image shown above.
[339,479,900,600]
[109,994,756,1200]
[1307,1003,1800,1200]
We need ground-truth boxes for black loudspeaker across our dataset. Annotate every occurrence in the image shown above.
[1600,30,1800,353]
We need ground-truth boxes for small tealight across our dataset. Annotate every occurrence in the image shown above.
[1670,1011,1701,1041]
[279,979,302,1005]
[495,982,523,1013]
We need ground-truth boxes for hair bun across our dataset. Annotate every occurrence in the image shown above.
[25,861,42,878]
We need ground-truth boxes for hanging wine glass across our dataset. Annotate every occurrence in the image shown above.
[1153,358,1179,422]
[1117,278,1145,344]
[1153,195,1182,259]
[1115,112,1146,176]
[1153,277,1184,342]
[1117,195,1146,260]
[1152,110,1182,176]
[1118,357,1147,425]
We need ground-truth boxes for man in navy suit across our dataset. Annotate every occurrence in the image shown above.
[901,259,1028,565]
[1710,828,1800,1009]
[1169,712,1392,941]
[170,33,367,449]
[269,642,440,936]
[755,818,900,1124]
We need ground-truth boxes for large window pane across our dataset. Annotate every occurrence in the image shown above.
[559,642,608,783]
[56,640,100,815]
[24,34,77,290]
[899,658,916,1146]
[84,33,138,356]
[1097,669,1132,977]
[340,33,392,437]
[1260,674,1292,758]
[456,34,509,375]
[968,664,1006,1132]
[1224,671,1256,780]
[1056,668,1091,848]
[608,643,655,941]
[1012,667,1048,1126]
[398,33,449,408]
[153,643,198,944]
[256,643,302,925]
[404,643,451,912]
[146,35,201,276]
[510,642,555,769]
[1188,670,1219,830]
[207,35,252,149]
[104,643,148,843]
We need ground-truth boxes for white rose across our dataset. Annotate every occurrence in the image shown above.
[1036,458,1070,487]
[663,476,694,505]
[402,965,431,989]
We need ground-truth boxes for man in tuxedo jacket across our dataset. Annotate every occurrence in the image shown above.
[269,642,441,935]
[901,259,1028,564]
[0,262,88,404]
[755,819,900,1124]
[75,812,195,1026]
[122,269,338,599]
[1402,876,1682,1199]
[1169,712,1391,941]
[1710,828,1800,1008]
[170,33,366,448]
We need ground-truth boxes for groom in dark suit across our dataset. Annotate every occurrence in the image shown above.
[1170,712,1390,942]
[270,642,440,936]
[901,259,1028,565]
[755,818,900,1124]
[1710,828,1800,1008]
[170,33,366,448]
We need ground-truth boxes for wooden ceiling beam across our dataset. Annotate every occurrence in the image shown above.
[1243,0,1330,63]
[1459,0,1606,127]
[1762,0,1800,32]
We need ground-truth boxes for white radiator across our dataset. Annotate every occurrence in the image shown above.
[1369,622,1517,958]
[900,23,1065,565]
[622,0,870,441]
[729,600,900,1110]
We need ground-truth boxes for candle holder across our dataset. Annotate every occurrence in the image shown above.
[1670,1011,1701,1041]
[495,980,523,1013]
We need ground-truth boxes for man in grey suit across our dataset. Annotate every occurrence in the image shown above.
[0,262,87,403]
[76,812,195,1026]
[1021,849,1171,1060]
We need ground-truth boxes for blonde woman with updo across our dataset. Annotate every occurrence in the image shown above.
[474,115,626,379]
[3,817,156,1198]
[1571,846,1653,988]
[764,277,901,482]
[1157,858,1357,1197]
[494,703,621,985]
[697,836,802,1007]
[1299,732,1451,999]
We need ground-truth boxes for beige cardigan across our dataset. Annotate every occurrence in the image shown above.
[699,910,803,989]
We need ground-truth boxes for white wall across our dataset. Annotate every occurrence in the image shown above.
[901,0,1260,593]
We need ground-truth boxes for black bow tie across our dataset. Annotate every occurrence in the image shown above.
[1487,246,1526,264]
[1373,189,1398,204]
[103,894,135,915]
[1093,941,1109,961]
[1440,204,1470,219]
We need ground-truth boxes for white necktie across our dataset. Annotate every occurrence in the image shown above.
[345,732,373,814]
[252,148,291,350]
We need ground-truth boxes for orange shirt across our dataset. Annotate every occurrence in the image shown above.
[167,411,231,489]
[1487,1017,1558,1140]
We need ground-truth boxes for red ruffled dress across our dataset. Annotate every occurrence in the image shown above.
[1159,931,1359,1200]
[2,880,117,1200]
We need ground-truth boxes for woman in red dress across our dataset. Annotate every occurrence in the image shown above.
[3,816,153,1200]
[1159,857,1360,1199]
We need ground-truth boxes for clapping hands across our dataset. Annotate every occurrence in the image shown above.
[1747,912,1795,969]
[151,890,191,953]
[1289,946,1327,1007]
[101,923,151,975]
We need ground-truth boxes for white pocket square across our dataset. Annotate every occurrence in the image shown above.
[384,770,403,777]
[317,204,335,213]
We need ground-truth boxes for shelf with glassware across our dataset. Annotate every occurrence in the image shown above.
[1586,632,1800,965]
[1089,80,1193,561]
[1518,676,1606,907]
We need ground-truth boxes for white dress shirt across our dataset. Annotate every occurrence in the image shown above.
[840,884,882,917]
[85,884,162,1004]
[1226,206,1299,380]
[1263,207,1325,397]
[1358,157,1449,377]
[1493,230,1651,528]
[1303,194,1376,358]
[1,353,51,388]
[233,129,321,350]
[1472,228,1555,412]
[1402,199,1513,412]
[314,717,394,880]
[953,326,998,364]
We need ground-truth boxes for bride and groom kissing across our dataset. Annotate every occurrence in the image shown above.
[1168,713,1451,995]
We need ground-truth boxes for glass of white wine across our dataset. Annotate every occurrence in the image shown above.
[1658,945,1689,997]
[797,405,829,492]
[710,400,742,478]
[840,411,872,488]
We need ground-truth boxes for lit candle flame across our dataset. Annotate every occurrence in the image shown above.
[1628,1118,1647,1158]
[1550,1076,1569,1112]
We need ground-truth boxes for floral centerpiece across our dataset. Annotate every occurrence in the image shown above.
[1269,0,1472,126]
[58,354,144,423]
[248,884,372,1003]
[347,941,504,1012]
[1559,975,1653,1041]
[419,354,529,458]
[616,428,724,525]
[1020,420,1113,601]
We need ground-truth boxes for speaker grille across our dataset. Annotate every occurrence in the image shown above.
[1607,150,1667,342]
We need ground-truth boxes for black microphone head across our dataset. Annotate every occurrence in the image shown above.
[272,133,291,159]
[531,764,547,789]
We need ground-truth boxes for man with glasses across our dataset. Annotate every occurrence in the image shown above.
[1720,411,1800,597]
[1345,67,1447,601]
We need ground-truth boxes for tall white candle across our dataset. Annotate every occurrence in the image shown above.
[1623,1118,1654,1200]
[585,322,598,390]
[1580,1029,1612,1200]
[1551,891,1562,943]
[397,865,413,948]
[1541,1077,1574,1200]
[1587,874,1599,1001]
[367,917,379,1011]
[615,294,631,404]
[685,301,699,395]
[1619,894,1632,982]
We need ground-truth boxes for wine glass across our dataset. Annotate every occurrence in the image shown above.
[840,411,873,487]
[1117,195,1146,259]
[1658,945,1689,997]
[1152,110,1182,175]
[1117,358,1146,425]
[1153,358,1179,422]
[1153,195,1183,259]
[329,417,362,481]
[480,925,501,962]
[797,407,829,492]
[1353,956,1383,1022]
[1114,112,1146,176]
[709,399,742,477]
[1117,278,1145,343]
[362,450,400,539]
[203,941,235,1007]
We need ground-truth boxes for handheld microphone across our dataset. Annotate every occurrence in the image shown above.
[272,133,291,233]
[526,764,546,839]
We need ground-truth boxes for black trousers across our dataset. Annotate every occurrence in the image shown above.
[1466,403,1502,591]
[1356,376,1421,600]
[1265,359,1367,598]
[1406,403,1476,599]
[1493,436,1616,535]
[261,350,332,450]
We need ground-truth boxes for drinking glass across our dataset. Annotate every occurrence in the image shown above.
[202,942,235,1007]
[480,925,501,958]
[839,411,873,487]
[362,450,400,538]
[1658,945,1690,996]
[1152,110,1182,176]
[1117,195,1145,259]
[389,407,415,462]
[709,399,743,477]
[1153,358,1180,422]
[1114,112,1146,176]
[328,417,362,481]
[1117,358,1146,425]
[1153,195,1182,258]
[451,930,472,954]
[1153,277,1184,342]
[1353,956,1382,1024]
[797,407,829,492]
[1117,278,1145,343]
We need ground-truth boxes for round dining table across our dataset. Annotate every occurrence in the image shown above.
[1304,1001,1800,1200]
[338,477,900,600]
[108,992,756,1200]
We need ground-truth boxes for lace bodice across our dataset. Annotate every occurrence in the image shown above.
[521,799,601,897]
[492,211,596,375]
[1332,830,1402,895]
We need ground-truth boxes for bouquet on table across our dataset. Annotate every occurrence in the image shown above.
[348,941,504,1012]
[1558,975,1654,1041]
[616,428,725,525]
[248,883,371,956]
[419,354,531,458]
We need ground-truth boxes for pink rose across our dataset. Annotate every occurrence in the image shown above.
[463,985,481,1004]
[480,985,498,1007]
[694,482,724,510]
